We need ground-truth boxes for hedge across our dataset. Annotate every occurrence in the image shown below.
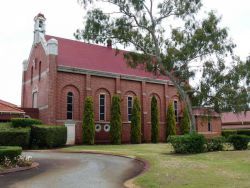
[222,130,237,138]
[180,107,190,135]
[31,125,67,148]
[151,96,159,143]
[0,128,30,148]
[237,129,250,136]
[228,135,249,150]
[222,129,250,138]
[82,96,95,145]
[110,95,122,145]
[168,134,206,154]
[206,137,225,152]
[0,146,22,163]
[130,97,141,144]
[11,118,42,128]
[166,102,176,139]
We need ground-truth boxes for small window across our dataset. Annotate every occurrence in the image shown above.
[99,94,105,121]
[39,61,42,81]
[128,96,133,122]
[174,100,178,122]
[31,66,33,84]
[67,92,73,120]
[208,122,212,132]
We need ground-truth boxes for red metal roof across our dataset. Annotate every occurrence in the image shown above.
[45,35,168,81]
[0,100,24,114]
[221,111,250,124]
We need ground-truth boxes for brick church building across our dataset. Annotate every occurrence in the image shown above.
[21,14,221,144]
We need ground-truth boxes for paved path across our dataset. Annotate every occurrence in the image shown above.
[0,151,144,188]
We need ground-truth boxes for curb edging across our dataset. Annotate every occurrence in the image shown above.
[0,162,39,175]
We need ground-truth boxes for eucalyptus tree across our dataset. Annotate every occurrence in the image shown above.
[75,0,243,131]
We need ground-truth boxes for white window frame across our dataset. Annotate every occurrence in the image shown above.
[32,91,38,108]
[127,96,133,122]
[67,92,74,120]
[99,93,106,121]
[174,100,178,122]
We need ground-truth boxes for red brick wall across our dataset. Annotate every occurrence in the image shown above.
[21,43,50,124]
[195,116,222,136]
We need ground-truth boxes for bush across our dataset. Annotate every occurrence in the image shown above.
[0,128,30,148]
[206,137,225,152]
[82,97,95,145]
[168,134,206,154]
[228,135,249,150]
[221,130,237,138]
[0,146,22,163]
[110,95,122,144]
[166,102,176,139]
[151,96,159,143]
[131,97,141,144]
[180,107,190,135]
[11,118,42,128]
[31,125,67,148]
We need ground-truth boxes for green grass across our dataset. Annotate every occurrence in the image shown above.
[62,144,250,188]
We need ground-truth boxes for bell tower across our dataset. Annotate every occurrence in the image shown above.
[34,13,46,44]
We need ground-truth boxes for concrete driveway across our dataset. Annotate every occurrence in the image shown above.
[0,151,144,188]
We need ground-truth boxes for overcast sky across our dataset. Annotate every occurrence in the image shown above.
[0,0,249,105]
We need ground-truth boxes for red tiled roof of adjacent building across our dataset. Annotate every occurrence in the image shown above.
[45,35,169,81]
[0,99,24,114]
[221,111,250,124]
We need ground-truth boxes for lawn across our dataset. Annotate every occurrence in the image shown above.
[62,144,250,188]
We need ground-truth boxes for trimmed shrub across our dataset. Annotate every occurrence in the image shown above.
[131,97,141,144]
[151,96,159,143]
[237,129,250,137]
[0,128,30,148]
[110,95,122,144]
[31,125,67,148]
[180,107,190,134]
[11,118,42,128]
[166,102,176,139]
[82,96,95,145]
[222,130,237,138]
[0,123,12,130]
[168,134,206,154]
[228,135,249,150]
[206,137,225,152]
[0,146,22,163]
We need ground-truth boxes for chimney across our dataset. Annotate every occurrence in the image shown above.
[107,39,112,48]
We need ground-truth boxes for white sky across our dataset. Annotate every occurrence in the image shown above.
[0,0,249,105]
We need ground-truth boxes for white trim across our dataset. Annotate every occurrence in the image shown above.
[99,93,106,121]
[58,66,171,85]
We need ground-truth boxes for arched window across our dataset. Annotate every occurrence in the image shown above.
[39,61,42,81]
[99,94,105,121]
[31,66,33,84]
[127,96,133,122]
[67,92,73,120]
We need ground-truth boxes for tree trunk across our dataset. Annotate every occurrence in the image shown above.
[162,70,196,132]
